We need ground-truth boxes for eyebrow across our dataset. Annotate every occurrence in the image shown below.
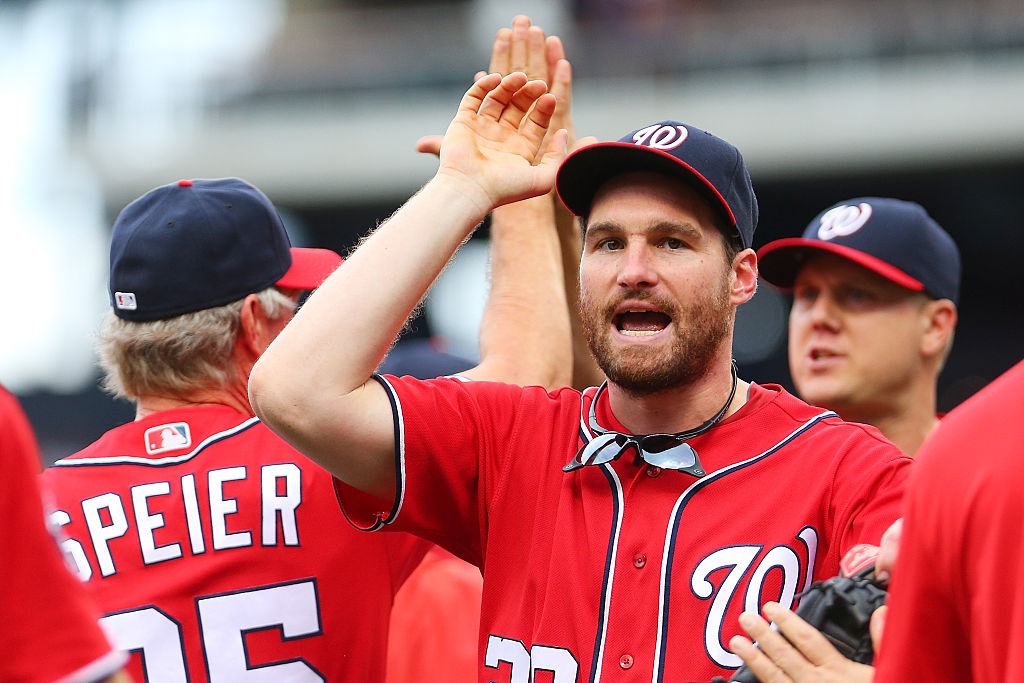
[584,220,705,241]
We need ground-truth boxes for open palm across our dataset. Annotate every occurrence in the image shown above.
[438,72,566,210]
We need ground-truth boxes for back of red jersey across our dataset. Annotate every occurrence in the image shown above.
[2,385,126,683]
[41,404,428,682]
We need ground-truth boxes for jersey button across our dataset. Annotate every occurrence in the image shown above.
[619,654,634,669]
[646,465,662,478]
[633,553,647,569]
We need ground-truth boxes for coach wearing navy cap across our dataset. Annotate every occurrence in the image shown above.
[758,197,961,455]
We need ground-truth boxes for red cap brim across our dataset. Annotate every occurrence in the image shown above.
[277,247,342,290]
[756,238,925,292]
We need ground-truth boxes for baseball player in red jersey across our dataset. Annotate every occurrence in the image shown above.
[757,197,960,455]
[1,384,128,683]
[250,74,910,681]
[730,360,1024,683]
[39,176,571,681]
[873,358,1024,682]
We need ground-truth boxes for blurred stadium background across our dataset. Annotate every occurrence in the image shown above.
[2,0,1022,463]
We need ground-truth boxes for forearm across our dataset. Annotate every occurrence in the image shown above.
[468,193,572,389]
[554,200,604,390]
[250,175,490,491]
[249,70,562,495]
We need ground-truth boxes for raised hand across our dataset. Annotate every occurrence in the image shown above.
[437,72,566,211]
[416,15,577,159]
[483,15,578,157]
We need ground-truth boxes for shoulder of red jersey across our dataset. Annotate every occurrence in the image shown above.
[49,404,276,468]
[751,383,907,461]
[376,372,582,411]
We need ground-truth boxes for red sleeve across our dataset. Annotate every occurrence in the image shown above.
[875,361,1024,683]
[1,386,126,683]
[829,425,911,556]
[873,443,973,682]
[334,375,539,567]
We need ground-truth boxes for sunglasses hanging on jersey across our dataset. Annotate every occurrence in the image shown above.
[563,360,738,478]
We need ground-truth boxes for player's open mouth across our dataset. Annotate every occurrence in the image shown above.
[809,349,839,360]
[614,309,671,337]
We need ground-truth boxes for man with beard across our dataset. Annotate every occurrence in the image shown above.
[249,74,911,682]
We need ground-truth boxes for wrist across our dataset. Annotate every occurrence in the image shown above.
[430,168,496,223]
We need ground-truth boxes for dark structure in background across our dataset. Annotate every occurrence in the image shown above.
[21,156,1024,465]
[12,0,1024,464]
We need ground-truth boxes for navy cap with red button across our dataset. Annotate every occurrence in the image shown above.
[555,121,758,249]
[757,197,961,304]
[109,177,341,321]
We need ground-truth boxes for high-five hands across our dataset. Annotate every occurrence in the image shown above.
[482,15,580,158]
[436,71,567,212]
[417,15,590,161]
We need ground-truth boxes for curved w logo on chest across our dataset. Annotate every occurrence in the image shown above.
[687,526,819,669]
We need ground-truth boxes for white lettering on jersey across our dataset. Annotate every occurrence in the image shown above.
[484,636,579,683]
[744,545,800,615]
[261,463,301,546]
[797,526,819,596]
[181,473,206,554]
[692,545,759,668]
[103,580,325,681]
[82,492,129,577]
[197,580,324,681]
[102,607,188,682]
[691,530,820,668]
[817,203,873,240]
[50,508,92,581]
[209,466,252,550]
[485,637,530,683]
[133,481,183,565]
[55,463,306,578]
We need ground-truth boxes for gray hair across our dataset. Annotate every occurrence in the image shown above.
[97,287,294,401]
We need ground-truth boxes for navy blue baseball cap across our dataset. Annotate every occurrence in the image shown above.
[555,121,758,249]
[109,178,341,321]
[757,197,961,304]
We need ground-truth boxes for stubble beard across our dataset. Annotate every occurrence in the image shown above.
[581,275,734,396]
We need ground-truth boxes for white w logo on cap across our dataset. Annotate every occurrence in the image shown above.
[817,203,873,240]
[632,124,689,150]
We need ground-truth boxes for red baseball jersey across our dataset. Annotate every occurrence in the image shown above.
[337,376,910,682]
[1,385,125,683]
[875,359,1024,683]
[40,404,429,683]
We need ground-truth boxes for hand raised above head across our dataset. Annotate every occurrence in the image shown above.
[417,15,582,168]
[483,16,578,158]
[437,72,567,212]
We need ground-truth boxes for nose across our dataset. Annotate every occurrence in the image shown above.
[805,292,840,332]
[616,243,659,290]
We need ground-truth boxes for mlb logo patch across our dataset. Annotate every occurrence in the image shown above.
[114,291,138,310]
[145,422,192,455]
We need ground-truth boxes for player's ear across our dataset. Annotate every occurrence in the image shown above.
[920,298,957,360]
[237,293,268,358]
[729,248,758,306]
